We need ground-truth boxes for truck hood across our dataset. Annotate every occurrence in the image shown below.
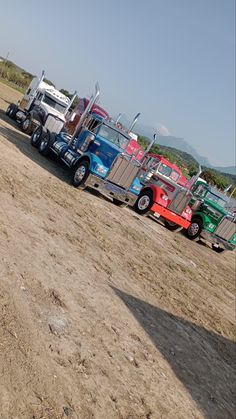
[88,135,123,168]
[204,198,228,216]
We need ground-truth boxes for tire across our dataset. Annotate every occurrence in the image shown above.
[31,125,43,148]
[39,131,54,156]
[164,220,183,232]
[186,217,203,240]
[7,103,18,120]
[212,244,225,253]
[71,160,90,188]
[134,190,153,215]
[113,198,127,207]
[22,116,33,135]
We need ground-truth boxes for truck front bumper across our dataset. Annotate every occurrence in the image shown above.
[201,230,235,251]
[151,202,191,229]
[85,173,138,206]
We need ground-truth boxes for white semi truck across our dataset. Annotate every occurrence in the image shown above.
[6,71,76,135]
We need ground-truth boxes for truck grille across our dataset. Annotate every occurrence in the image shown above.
[106,155,141,190]
[168,189,192,215]
[214,216,236,241]
[44,114,64,134]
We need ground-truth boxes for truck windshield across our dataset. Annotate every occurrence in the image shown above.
[206,192,227,208]
[158,163,172,177]
[98,125,130,149]
[170,170,180,182]
[193,184,207,197]
[43,94,67,113]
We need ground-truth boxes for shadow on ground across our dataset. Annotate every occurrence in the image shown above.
[0,110,116,206]
[112,286,236,419]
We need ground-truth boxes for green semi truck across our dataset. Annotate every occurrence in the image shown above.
[186,179,236,253]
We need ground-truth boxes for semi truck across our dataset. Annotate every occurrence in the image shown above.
[31,83,154,206]
[186,179,236,252]
[132,154,199,231]
[31,83,202,227]
[6,71,76,135]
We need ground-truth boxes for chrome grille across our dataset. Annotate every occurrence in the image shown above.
[168,189,192,215]
[44,114,64,134]
[215,216,236,241]
[106,155,140,190]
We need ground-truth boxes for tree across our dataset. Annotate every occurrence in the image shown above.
[201,169,229,190]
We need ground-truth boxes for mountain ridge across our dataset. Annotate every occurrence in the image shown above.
[135,123,235,175]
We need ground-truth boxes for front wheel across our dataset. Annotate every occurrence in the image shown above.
[71,160,90,188]
[164,220,183,232]
[186,218,203,240]
[6,103,18,120]
[134,190,153,215]
[31,125,43,148]
[38,132,53,156]
[22,116,33,135]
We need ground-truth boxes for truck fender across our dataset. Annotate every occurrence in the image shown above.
[72,154,91,169]
[191,212,205,225]
[141,185,161,202]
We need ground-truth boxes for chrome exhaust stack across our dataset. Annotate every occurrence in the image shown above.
[139,133,156,163]
[128,112,141,133]
[69,82,100,145]
[115,113,122,125]
[26,70,45,111]
[187,165,202,188]
[65,90,77,114]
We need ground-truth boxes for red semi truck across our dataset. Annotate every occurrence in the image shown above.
[134,154,199,231]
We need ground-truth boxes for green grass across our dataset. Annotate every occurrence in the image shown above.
[0,77,24,93]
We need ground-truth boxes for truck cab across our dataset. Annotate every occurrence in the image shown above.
[6,71,74,135]
[186,180,236,252]
[132,154,194,231]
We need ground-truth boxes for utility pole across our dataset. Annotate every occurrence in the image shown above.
[0,51,9,78]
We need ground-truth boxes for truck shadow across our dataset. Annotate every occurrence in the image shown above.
[0,123,72,185]
[0,110,115,206]
[111,286,236,419]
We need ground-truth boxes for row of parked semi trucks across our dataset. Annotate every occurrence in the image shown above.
[5,72,236,254]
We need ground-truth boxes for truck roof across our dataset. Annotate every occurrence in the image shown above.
[38,81,70,105]
[148,154,183,174]
[92,114,132,140]
[208,186,230,203]
[74,98,110,120]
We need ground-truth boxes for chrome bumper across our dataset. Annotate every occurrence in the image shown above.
[201,230,235,251]
[85,173,137,205]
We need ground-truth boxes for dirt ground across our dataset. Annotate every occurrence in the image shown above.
[0,81,235,419]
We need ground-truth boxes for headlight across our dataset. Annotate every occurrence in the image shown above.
[95,164,108,175]
[132,184,141,191]
[185,207,192,215]
[207,223,215,230]
[162,194,169,201]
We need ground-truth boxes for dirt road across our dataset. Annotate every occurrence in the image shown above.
[0,82,235,419]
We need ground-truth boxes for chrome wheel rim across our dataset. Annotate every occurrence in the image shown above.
[40,137,49,150]
[74,165,86,183]
[32,130,40,143]
[188,222,199,236]
[138,195,150,210]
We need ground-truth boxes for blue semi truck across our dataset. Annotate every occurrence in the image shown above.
[31,83,154,206]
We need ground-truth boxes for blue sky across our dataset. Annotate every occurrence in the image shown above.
[0,0,235,166]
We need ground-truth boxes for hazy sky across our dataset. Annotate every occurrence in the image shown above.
[0,0,235,165]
